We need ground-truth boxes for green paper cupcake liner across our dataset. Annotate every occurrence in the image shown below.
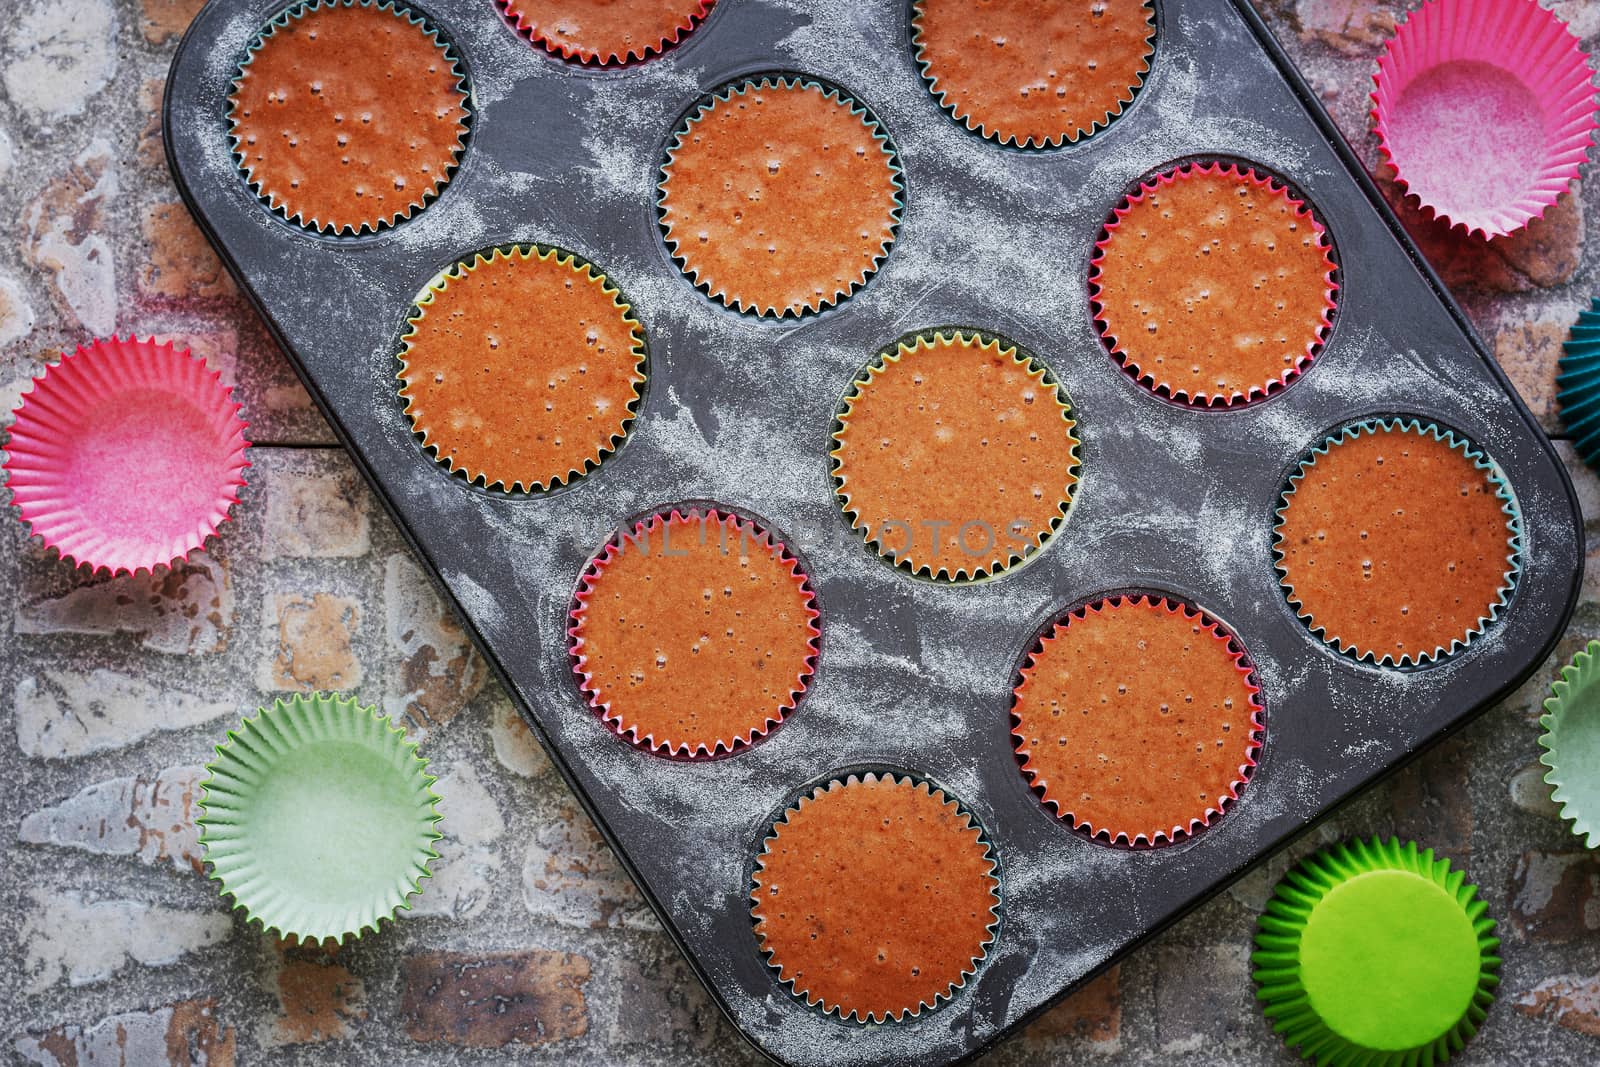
[1555,297,1600,472]
[1253,838,1500,1067]
[1540,639,1600,849]
[1272,416,1522,669]
[198,692,442,945]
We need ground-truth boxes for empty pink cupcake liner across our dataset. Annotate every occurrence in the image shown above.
[1372,0,1597,239]
[3,337,250,576]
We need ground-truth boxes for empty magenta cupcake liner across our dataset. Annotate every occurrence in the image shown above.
[1372,0,1597,239]
[1555,297,1600,473]
[3,337,250,576]
[1253,838,1500,1066]
[1539,639,1600,849]
[569,506,821,759]
[500,0,715,66]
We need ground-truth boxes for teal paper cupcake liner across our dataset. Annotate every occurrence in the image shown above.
[1539,639,1600,848]
[1556,297,1600,472]
[1273,416,1522,669]
[198,693,442,945]
[1253,838,1500,1066]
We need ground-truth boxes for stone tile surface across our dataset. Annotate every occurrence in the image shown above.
[2,1,1600,1064]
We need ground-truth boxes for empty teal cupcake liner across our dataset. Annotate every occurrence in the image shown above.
[1540,639,1600,849]
[198,692,442,945]
[1253,838,1500,1066]
[1273,416,1522,669]
[1556,297,1600,472]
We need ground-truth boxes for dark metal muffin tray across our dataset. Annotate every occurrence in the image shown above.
[165,1,1585,1064]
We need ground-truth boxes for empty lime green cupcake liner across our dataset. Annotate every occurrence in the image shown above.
[198,693,442,944]
[1540,639,1600,848]
[1253,837,1499,1066]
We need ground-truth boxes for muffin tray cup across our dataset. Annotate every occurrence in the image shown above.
[164,2,1583,1065]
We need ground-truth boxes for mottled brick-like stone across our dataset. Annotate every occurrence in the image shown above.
[1155,942,1253,1054]
[259,945,367,1047]
[1509,760,1564,820]
[15,669,233,759]
[522,796,651,930]
[20,889,231,992]
[1510,851,1600,942]
[3,0,117,120]
[21,138,118,335]
[20,764,203,872]
[0,273,35,348]
[1494,300,1586,433]
[1388,736,1472,861]
[1379,169,1584,294]
[487,695,552,778]
[260,590,363,691]
[143,0,207,44]
[407,763,504,921]
[383,554,484,731]
[1021,965,1121,1046]
[16,554,234,656]
[16,999,234,1067]
[606,952,716,1048]
[138,76,166,171]
[140,201,234,302]
[400,950,591,1048]
[1516,973,1600,1038]
[1292,0,1396,54]
[263,463,370,559]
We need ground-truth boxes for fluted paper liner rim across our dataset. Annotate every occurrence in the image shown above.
[197,692,442,946]
[1272,416,1522,669]
[1010,594,1264,848]
[569,505,820,758]
[1252,837,1500,1066]
[3,336,250,577]
[749,770,1001,1024]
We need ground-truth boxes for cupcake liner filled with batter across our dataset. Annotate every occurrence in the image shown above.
[500,0,715,65]
[1011,594,1264,847]
[657,74,903,318]
[396,244,646,493]
[227,0,471,236]
[831,328,1080,582]
[750,771,1001,1023]
[1273,417,1521,669]
[911,0,1156,148]
[1090,160,1339,408]
[570,506,820,758]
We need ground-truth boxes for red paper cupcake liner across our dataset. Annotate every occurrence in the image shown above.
[499,0,715,66]
[569,506,820,758]
[1089,161,1339,408]
[1011,594,1265,847]
[4,337,250,576]
[1372,0,1597,239]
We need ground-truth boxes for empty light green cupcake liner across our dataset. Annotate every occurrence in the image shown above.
[198,692,442,945]
[1556,297,1600,473]
[1253,838,1500,1067]
[1540,639,1600,849]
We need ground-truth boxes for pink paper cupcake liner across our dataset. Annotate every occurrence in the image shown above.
[3,337,250,576]
[1372,0,1598,239]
